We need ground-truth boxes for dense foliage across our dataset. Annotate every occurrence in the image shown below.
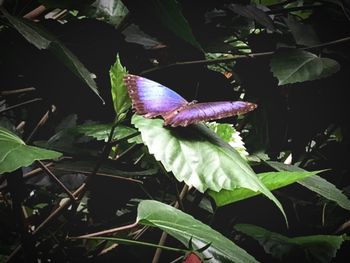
[1,0,350,262]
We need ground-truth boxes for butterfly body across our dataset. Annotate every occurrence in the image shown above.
[124,74,257,127]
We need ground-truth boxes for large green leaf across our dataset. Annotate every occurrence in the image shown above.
[0,7,104,103]
[110,55,130,121]
[235,224,347,263]
[267,161,350,211]
[209,170,321,207]
[137,200,258,263]
[148,0,202,50]
[270,49,340,85]
[132,115,287,223]
[0,127,62,174]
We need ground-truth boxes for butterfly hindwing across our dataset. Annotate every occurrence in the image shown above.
[124,74,188,118]
[164,101,257,127]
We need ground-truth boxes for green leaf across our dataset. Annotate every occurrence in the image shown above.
[148,0,202,50]
[0,127,62,174]
[0,7,104,103]
[270,49,340,85]
[209,170,320,206]
[75,123,137,142]
[91,0,128,28]
[235,224,347,263]
[110,55,130,121]
[267,161,350,211]
[206,122,249,159]
[132,115,287,223]
[137,200,258,263]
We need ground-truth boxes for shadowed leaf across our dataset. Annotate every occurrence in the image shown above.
[271,49,340,85]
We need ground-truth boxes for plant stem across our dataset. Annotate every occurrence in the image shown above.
[73,222,139,238]
[53,167,144,184]
[1,87,35,96]
[140,36,350,75]
[25,106,54,143]
[32,183,85,236]
[76,123,118,200]
[0,98,42,114]
[37,160,76,201]
[71,236,189,254]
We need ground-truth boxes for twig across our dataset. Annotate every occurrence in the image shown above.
[73,222,139,239]
[25,105,55,143]
[0,98,42,114]
[152,185,190,263]
[23,5,46,19]
[53,167,144,184]
[115,144,140,160]
[109,131,140,145]
[15,121,26,131]
[1,87,35,96]
[70,236,189,254]
[140,36,350,75]
[5,245,21,263]
[32,183,85,236]
[37,160,76,201]
[335,219,350,234]
[75,123,118,200]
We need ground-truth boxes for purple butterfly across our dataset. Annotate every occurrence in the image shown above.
[124,74,257,127]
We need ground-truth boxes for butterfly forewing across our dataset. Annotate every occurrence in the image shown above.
[165,101,257,127]
[124,74,188,117]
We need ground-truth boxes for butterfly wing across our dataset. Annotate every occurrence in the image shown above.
[124,74,188,118]
[164,101,257,127]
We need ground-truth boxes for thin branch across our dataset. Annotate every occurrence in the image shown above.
[1,87,35,96]
[140,36,350,75]
[70,236,189,254]
[0,98,42,114]
[73,222,139,239]
[32,183,85,236]
[23,5,46,19]
[75,123,118,201]
[53,167,144,184]
[109,131,140,145]
[37,160,76,202]
[5,244,21,263]
[26,105,55,143]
